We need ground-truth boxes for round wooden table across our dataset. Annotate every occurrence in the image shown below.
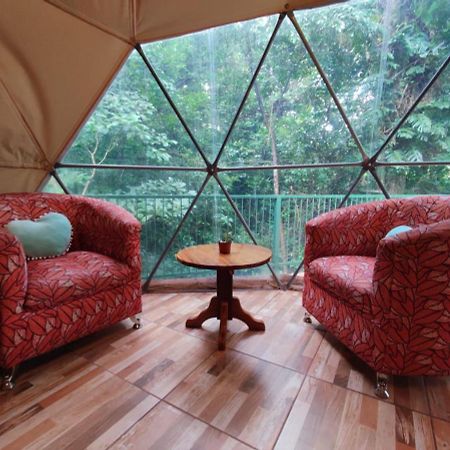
[176,243,272,350]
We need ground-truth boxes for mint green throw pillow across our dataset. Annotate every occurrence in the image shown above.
[5,212,72,259]
[385,225,412,238]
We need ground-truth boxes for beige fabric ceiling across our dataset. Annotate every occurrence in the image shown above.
[0,0,342,193]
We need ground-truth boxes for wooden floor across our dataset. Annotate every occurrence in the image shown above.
[1,290,449,450]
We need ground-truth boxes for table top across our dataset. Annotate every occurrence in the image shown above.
[176,243,272,270]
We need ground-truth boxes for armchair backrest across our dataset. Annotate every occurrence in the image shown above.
[0,193,142,270]
[304,195,450,264]
[0,193,85,251]
[381,195,450,229]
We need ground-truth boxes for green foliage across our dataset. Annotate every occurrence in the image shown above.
[221,231,233,243]
[50,0,449,276]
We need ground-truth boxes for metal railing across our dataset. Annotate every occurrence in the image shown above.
[95,193,400,279]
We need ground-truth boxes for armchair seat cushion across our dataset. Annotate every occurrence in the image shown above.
[25,251,133,311]
[308,255,375,316]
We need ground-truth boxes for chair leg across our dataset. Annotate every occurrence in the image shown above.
[1,366,17,391]
[130,315,142,329]
[303,312,313,324]
[375,372,390,399]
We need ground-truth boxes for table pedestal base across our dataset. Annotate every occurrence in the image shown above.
[185,269,265,350]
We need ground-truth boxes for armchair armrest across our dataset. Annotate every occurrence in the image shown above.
[0,228,27,318]
[373,219,450,314]
[372,220,450,370]
[304,201,393,266]
[72,196,142,274]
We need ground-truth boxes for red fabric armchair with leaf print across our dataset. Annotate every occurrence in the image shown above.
[302,196,450,398]
[0,193,142,389]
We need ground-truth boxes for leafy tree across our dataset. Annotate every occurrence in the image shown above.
[48,0,449,277]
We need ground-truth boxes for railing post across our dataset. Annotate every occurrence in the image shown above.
[272,195,282,272]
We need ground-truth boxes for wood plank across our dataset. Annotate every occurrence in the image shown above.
[308,333,430,414]
[275,377,436,450]
[412,412,435,450]
[425,377,450,421]
[1,418,56,450]
[110,402,251,450]
[86,395,159,450]
[308,332,376,394]
[0,355,99,421]
[0,366,158,450]
[395,405,416,448]
[228,291,324,373]
[166,350,303,449]
[79,323,217,398]
[0,290,445,450]
[394,377,429,416]
[432,418,450,450]
[375,400,396,450]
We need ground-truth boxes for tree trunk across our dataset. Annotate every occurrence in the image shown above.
[81,134,116,195]
[253,80,288,274]
[244,34,288,274]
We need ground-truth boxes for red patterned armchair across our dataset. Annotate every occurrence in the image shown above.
[0,193,142,389]
[303,196,450,397]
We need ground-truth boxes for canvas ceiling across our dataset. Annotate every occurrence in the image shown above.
[0,0,342,193]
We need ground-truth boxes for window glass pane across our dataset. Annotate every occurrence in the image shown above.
[379,65,450,163]
[351,171,386,196]
[41,176,65,194]
[56,168,204,197]
[278,167,361,196]
[221,167,362,275]
[222,18,360,168]
[153,187,270,280]
[377,165,450,195]
[57,168,207,278]
[51,0,448,284]
[143,16,278,161]
[297,0,450,156]
[62,51,205,168]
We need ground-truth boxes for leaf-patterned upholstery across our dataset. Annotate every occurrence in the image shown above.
[25,252,134,311]
[303,196,450,376]
[308,256,375,317]
[0,193,142,369]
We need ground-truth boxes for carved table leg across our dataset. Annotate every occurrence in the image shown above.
[230,297,265,331]
[185,268,265,349]
[186,296,220,328]
[218,302,228,351]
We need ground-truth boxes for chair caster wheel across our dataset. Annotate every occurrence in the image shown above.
[1,366,17,391]
[2,380,15,391]
[303,312,312,324]
[375,373,390,399]
[130,315,142,329]
[375,385,389,399]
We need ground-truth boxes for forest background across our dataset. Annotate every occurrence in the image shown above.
[47,0,450,279]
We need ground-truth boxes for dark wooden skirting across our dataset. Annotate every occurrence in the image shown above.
[145,273,304,293]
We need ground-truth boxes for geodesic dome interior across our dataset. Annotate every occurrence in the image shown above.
[1,0,449,287]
